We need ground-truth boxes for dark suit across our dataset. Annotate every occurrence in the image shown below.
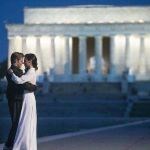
[5,65,37,148]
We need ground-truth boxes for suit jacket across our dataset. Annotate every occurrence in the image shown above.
[6,65,37,101]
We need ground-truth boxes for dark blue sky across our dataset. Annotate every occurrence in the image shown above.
[0,0,150,62]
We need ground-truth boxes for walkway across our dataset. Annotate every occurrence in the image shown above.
[37,120,150,150]
[0,120,150,150]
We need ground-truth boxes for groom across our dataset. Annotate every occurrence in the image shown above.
[4,52,37,150]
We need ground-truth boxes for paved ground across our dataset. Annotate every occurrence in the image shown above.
[0,120,150,150]
[38,120,150,150]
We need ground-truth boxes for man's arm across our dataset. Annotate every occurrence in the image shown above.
[21,82,37,92]
[10,67,37,92]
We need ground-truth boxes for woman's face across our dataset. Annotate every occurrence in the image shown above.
[24,58,32,68]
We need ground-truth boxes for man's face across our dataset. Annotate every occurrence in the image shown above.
[16,57,24,69]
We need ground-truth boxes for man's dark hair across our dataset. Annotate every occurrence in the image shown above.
[10,52,24,64]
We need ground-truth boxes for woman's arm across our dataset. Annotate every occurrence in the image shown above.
[11,70,32,84]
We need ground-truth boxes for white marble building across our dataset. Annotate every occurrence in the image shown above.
[6,5,150,82]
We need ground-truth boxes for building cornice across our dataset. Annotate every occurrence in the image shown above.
[6,22,150,37]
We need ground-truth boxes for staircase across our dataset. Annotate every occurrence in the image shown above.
[0,82,131,143]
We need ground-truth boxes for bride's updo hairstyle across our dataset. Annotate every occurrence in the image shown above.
[25,53,38,70]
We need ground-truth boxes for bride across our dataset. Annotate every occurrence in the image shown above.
[9,53,38,150]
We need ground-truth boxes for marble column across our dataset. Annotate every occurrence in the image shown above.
[139,35,146,75]
[49,36,56,81]
[36,36,43,76]
[40,36,51,73]
[140,35,145,57]
[22,36,27,54]
[8,37,15,67]
[124,35,130,70]
[108,35,117,81]
[64,36,72,79]
[79,36,87,78]
[95,36,103,80]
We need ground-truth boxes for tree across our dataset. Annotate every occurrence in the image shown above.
[0,58,7,79]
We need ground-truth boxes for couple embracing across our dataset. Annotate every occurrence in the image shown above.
[4,52,38,150]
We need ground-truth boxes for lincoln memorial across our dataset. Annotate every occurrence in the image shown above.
[6,5,150,82]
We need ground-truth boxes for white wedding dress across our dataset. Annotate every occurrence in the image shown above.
[11,68,37,150]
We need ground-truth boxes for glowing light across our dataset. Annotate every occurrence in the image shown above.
[98,21,103,23]
[87,21,93,24]
[26,36,36,53]
[145,36,150,71]
[41,36,50,49]
[109,21,114,23]
[35,22,40,24]
[40,36,51,72]
[14,36,22,52]
[138,19,144,23]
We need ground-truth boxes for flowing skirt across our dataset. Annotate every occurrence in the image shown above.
[13,92,37,150]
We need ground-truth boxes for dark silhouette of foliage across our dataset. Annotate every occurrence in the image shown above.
[0,58,7,79]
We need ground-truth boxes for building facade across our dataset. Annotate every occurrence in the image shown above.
[6,6,150,82]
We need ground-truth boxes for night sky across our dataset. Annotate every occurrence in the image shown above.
[0,0,150,62]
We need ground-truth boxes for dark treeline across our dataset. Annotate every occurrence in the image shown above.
[0,58,7,79]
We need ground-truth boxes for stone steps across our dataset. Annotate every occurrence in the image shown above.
[38,82,121,95]
[130,101,150,117]
[36,92,124,102]
[0,101,127,117]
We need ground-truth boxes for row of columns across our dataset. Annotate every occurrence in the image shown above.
[8,34,147,81]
